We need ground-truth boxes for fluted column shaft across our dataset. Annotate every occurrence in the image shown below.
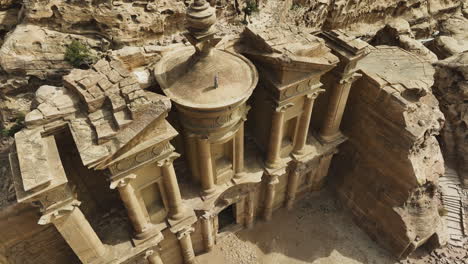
[266,105,291,168]
[118,179,152,238]
[293,93,318,155]
[319,74,358,142]
[263,176,279,221]
[159,155,185,221]
[286,171,300,210]
[245,192,255,228]
[178,229,196,264]
[146,250,164,264]
[233,123,245,181]
[198,137,216,195]
[201,214,214,252]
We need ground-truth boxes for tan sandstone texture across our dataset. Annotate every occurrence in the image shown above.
[0,0,467,264]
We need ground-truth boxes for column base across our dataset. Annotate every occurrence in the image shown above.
[169,210,187,222]
[133,227,164,246]
[286,198,295,210]
[265,160,282,169]
[318,131,345,144]
[231,172,246,184]
[201,188,217,200]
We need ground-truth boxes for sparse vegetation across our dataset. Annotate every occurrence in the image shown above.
[242,1,259,25]
[64,40,97,68]
[290,3,301,10]
[0,113,25,138]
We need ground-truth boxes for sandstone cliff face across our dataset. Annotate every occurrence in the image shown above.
[21,0,186,46]
[290,0,463,38]
[331,47,446,258]
[434,52,468,186]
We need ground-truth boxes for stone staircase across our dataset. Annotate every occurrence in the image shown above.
[439,164,466,247]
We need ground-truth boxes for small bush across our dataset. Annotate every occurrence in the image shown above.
[1,113,26,138]
[246,1,259,13]
[64,40,96,68]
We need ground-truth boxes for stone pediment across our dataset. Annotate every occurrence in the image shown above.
[243,25,339,84]
[95,117,179,173]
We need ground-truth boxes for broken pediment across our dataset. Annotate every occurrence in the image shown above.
[243,25,339,85]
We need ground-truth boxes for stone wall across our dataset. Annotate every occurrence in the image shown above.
[433,52,468,185]
[331,48,447,258]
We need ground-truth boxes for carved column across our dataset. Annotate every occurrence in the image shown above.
[263,176,279,221]
[184,133,200,183]
[266,104,293,168]
[177,228,196,264]
[145,249,164,264]
[45,203,107,263]
[311,153,335,191]
[233,123,245,182]
[113,175,154,239]
[306,169,315,187]
[293,91,321,155]
[201,213,214,252]
[319,73,361,143]
[286,170,300,210]
[158,154,185,221]
[198,137,216,196]
[245,192,255,228]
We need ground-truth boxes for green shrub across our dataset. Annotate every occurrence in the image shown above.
[64,40,96,68]
[1,113,26,138]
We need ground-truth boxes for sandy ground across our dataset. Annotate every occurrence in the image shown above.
[197,190,420,264]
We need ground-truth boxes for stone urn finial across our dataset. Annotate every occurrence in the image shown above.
[186,0,217,37]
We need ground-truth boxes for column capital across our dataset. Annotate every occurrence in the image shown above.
[306,89,325,100]
[38,199,81,225]
[177,226,195,240]
[145,250,156,258]
[110,174,136,189]
[201,212,214,220]
[145,247,162,258]
[339,71,362,84]
[268,176,280,186]
[157,153,181,167]
[241,105,251,122]
[275,103,294,113]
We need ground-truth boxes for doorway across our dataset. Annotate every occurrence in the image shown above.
[218,204,236,232]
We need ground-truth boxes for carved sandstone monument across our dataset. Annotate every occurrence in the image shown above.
[0,0,467,264]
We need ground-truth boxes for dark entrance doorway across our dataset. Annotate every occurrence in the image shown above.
[218,204,236,231]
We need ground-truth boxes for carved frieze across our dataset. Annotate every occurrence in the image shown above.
[109,142,172,177]
[178,103,250,133]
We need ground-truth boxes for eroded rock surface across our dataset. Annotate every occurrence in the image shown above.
[332,46,447,258]
[434,52,468,186]
[22,0,186,46]
[0,25,102,79]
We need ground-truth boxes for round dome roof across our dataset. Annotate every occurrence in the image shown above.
[155,46,258,109]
